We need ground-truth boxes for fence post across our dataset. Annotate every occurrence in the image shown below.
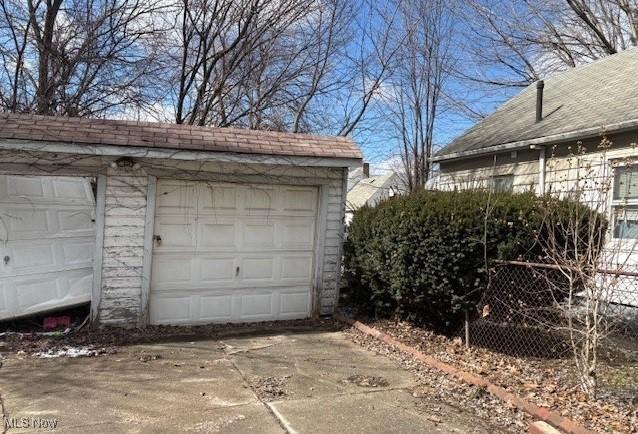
[465,309,470,348]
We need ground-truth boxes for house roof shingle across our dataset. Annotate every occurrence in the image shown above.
[0,113,362,160]
[436,47,638,161]
[346,173,398,211]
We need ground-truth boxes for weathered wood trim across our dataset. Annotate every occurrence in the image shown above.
[139,175,157,326]
[333,167,349,307]
[91,174,107,324]
[0,163,106,176]
[312,183,330,317]
[0,139,361,168]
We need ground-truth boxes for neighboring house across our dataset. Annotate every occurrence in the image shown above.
[435,47,638,213]
[345,163,402,224]
[434,48,638,307]
[0,113,361,326]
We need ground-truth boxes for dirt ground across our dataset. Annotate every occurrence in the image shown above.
[0,322,527,433]
[354,318,638,434]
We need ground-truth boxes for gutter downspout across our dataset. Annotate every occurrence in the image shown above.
[537,146,546,195]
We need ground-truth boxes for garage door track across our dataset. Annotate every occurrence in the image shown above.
[0,328,503,433]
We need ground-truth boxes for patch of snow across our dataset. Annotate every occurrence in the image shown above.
[34,346,105,359]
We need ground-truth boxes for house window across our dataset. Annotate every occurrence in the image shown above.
[612,165,638,239]
[491,175,514,193]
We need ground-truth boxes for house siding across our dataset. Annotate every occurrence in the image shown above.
[438,148,540,192]
[437,131,638,199]
[99,170,148,325]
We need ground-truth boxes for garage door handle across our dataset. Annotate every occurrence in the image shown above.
[3,256,9,265]
[153,235,162,246]
[235,266,240,277]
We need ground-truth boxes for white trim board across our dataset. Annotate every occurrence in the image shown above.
[91,174,107,323]
[0,139,362,168]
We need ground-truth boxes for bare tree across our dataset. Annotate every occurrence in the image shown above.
[379,0,455,191]
[171,0,320,127]
[456,0,638,115]
[0,0,168,116]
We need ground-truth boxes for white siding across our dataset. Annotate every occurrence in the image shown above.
[99,169,148,324]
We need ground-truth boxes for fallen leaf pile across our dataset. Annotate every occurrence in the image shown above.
[357,318,638,434]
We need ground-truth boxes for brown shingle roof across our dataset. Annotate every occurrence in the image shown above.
[0,113,362,160]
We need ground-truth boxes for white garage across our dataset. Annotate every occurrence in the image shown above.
[0,113,361,326]
[150,180,319,324]
[0,175,95,320]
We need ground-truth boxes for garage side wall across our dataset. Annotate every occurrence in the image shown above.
[320,167,348,315]
[97,163,348,325]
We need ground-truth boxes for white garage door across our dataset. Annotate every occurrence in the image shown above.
[0,175,96,320]
[150,180,318,325]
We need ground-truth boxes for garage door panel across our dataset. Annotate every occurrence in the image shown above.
[6,175,46,199]
[4,207,94,239]
[156,181,197,214]
[240,257,276,281]
[280,291,311,316]
[58,209,94,232]
[151,180,317,325]
[15,278,59,308]
[4,208,51,235]
[281,255,313,281]
[199,221,237,249]
[4,175,94,205]
[12,268,91,311]
[150,296,192,323]
[52,178,92,200]
[199,294,233,321]
[242,222,276,249]
[281,187,317,213]
[154,216,196,248]
[0,282,7,312]
[245,186,278,212]
[240,292,274,317]
[61,241,95,266]
[199,257,235,282]
[282,220,315,249]
[0,176,95,320]
[67,272,93,296]
[6,242,56,271]
[199,185,237,213]
[151,256,193,285]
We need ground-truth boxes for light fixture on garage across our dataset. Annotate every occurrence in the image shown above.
[110,157,141,170]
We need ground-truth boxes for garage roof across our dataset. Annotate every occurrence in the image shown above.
[0,113,361,160]
[435,47,638,162]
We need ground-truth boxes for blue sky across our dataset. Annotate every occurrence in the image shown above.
[349,1,523,167]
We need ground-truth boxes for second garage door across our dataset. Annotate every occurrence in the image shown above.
[0,175,95,320]
[149,180,318,324]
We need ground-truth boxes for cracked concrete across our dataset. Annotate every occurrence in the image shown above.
[0,328,505,433]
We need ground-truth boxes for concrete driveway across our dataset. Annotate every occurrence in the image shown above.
[0,328,502,433]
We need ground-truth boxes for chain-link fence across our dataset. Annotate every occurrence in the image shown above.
[466,261,638,362]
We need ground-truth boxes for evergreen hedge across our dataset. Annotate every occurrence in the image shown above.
[342,189,605,333]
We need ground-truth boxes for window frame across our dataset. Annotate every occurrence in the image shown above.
[490,174,514,193]
[610,162,638,240]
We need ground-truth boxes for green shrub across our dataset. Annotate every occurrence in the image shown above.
[342,189,605,333]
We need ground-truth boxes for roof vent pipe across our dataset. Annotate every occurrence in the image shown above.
[536,80,544,122]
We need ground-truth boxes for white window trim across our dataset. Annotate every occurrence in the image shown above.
[609,158,638,241]
[490,174,514,193]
